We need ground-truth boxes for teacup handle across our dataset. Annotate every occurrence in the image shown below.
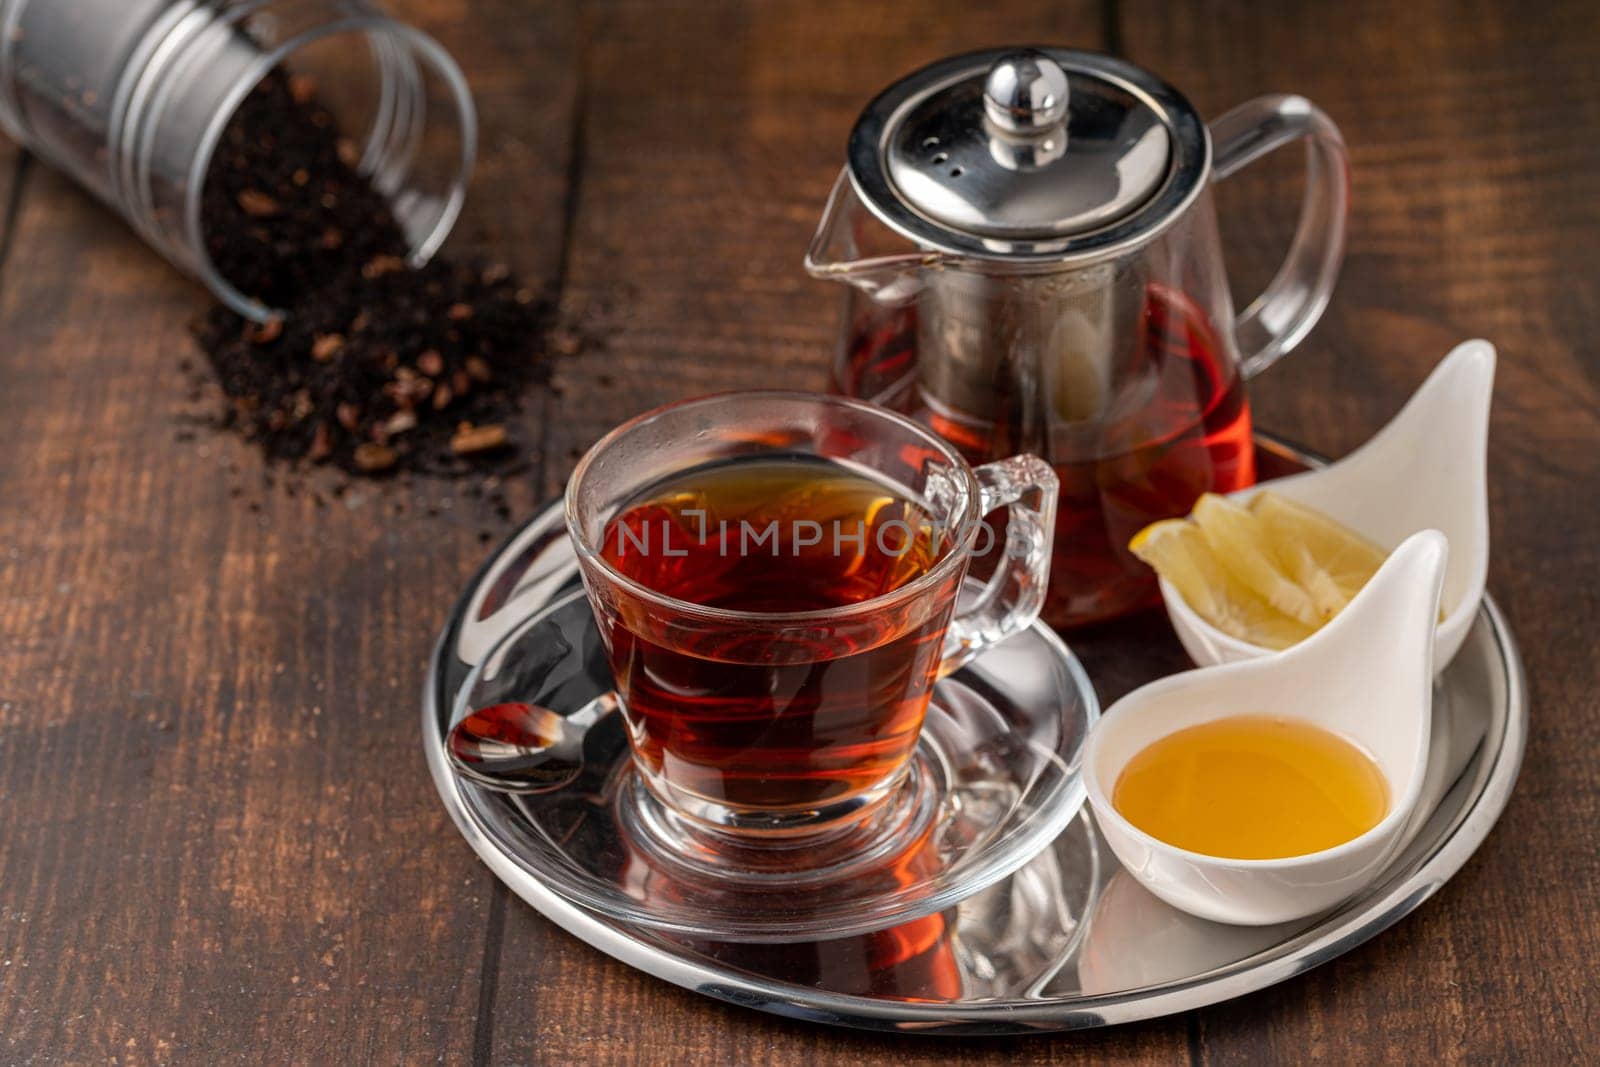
[1210,95,1350,379]
[938,454,1059,677]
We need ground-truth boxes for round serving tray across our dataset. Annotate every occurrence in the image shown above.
[423,436,1526,1035]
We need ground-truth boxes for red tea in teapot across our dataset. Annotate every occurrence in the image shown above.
[810,48,1347,630]
[836,286,1255,629]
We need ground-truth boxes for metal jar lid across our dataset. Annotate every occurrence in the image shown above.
[846,47,1209,263]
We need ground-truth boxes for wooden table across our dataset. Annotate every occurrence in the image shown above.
[2,1,1596,1062]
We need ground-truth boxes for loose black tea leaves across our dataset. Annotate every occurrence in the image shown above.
[194,251,552,475]
[192,71,557,476]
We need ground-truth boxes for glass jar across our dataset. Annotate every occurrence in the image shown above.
[0,0,476,321]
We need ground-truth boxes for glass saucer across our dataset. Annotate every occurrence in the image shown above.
[447,582,1097,942]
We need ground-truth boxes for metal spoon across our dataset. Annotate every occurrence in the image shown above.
[446,691,618,794]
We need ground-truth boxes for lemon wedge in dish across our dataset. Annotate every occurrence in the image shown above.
[1190,494,1323,627]
[1130,491,1391,648]
[1248,490,1389,622]
[1128,517,1316,650]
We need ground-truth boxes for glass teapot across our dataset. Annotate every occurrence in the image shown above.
[806,47,1348,629]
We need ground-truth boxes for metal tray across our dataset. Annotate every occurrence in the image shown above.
[422,437,1526,1034]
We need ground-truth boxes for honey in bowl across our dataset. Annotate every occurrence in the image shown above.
[1112,715,1389,860]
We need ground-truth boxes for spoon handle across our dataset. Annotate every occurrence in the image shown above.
[570,691,620,731]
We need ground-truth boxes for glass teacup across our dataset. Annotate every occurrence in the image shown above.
[566,391,1057,851]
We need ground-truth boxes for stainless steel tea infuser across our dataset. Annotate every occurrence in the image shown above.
[808,46,1349,413]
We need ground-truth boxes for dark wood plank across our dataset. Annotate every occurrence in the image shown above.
[529,0,1113,501]
[0,146,26,269]
[482,2,1215,1064]
[0,2,578,1063]
[1117,0,1600,1062]
[0,0,1594,1062]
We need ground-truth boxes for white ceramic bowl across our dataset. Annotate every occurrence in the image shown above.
[1161,339,1494,672]
[1087,532,1447,925]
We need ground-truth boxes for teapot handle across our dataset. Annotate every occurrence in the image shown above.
[1210,95,1350,379]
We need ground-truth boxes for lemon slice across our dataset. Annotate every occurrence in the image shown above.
[1248,491,1389,621]
[1130,490,1401,649]
[1190,493,1323,627]
[1129,519,1316,650]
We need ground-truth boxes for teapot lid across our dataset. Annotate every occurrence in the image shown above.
[847,47,1209,263]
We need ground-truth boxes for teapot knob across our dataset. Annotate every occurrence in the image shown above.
[984,50,1070,136]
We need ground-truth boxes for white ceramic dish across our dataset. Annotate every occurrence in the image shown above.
[1086,531,1448,925]
[1160,339,1494,672]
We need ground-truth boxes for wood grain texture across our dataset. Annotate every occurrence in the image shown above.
[0,1,576,1063]
[1117,1,1600,1063]
[0,0,1595,1063]
[484,3,1202,1064]
[529,0,1110,501]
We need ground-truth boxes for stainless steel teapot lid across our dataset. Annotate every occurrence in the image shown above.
[847,47,1209,263]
